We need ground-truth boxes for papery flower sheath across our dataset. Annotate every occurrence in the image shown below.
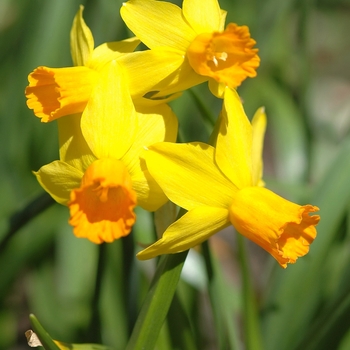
[34,61,178,243]
[138,88,320,268]
[120,0,260,97]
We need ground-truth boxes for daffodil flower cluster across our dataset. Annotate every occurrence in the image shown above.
[25,0,319,267]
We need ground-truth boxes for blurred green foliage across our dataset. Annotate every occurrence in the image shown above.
[1,0,350,349]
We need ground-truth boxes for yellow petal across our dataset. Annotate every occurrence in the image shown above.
[88,37,140,71]
[58,114,96,171]
[130,167,168,212]
[122,104,178,175]
[182,0,221,33]
[69,159,137,243]
[144,142,237,210]
[251,107,267,186]
[70,5,94,66]
[119,49,206,100]
[121,104,178,211]
[215,88,253,188]
[229,187,320,268]
[25,66,99,122]
[137,206,230,260]
[34,161,83,205]
[186,23,260,88]
[219,10,227,31]
[81,60,137,159]
[121,0,196,51]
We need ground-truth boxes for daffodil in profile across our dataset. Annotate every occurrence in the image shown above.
[25,6,179,123]
[120,0,260,97]
[138,88,320,268]
[34,61,178,243]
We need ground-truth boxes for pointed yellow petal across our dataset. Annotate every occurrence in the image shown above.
[220,10,227,31]
[58,114,96,171]
[215,88,253,188]
[182,0,221,33]
[81,60,137,159]
[144,142,237,210]
[229,187,319,268]
[119,49,206,99]
[122,104,178,175]
[251,107,267,186]
[88,37,140,71]
[70,5,94,66]
[34,161,83,205]
[137,206,230,260]
[121,0,196,51]
[121,104,178,211]
[130,168,168,212]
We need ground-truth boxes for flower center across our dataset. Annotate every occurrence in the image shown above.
[186,23,260,88]
[68,158,137,243]
[25,66,99,122]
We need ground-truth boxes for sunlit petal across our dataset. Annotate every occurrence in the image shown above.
[144,142,237,210]
[70,5,94,66]
[137,206,230,260]
[215,88,253,188]
[81,60,137,159]
[251,107,267,186]
[34,161,83,205]
[58,114,96,172]
[182,0,221,33]
[88,37,140,71]
[121,0,196,51]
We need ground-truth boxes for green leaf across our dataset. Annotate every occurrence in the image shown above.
[126,251,188,350]
[28,314,112,350]
[29,314,60,350]
[261,136,350,350]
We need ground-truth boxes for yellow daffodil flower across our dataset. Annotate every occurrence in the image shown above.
[138,88,320,268]
[25,6,179,123]
[120,0,260,97]
[34,61,178,243]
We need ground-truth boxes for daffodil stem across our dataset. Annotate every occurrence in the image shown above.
[126,251,188,350]
[188,88,216,127]
[237,235,263,350]
[86,243,107,343]
[202,240,240,350]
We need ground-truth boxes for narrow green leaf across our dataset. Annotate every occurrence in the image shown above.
[237,236,263,350]
[29,314,60,350]
[202,241,241,350]
[126,251,188,350]
[167,292,197,349]
[261,137,350,349]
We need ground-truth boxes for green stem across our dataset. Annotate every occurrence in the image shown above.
[126,251,188,350]
[237,235,263,350]
[202,240,240,350]
[85,243,107,343]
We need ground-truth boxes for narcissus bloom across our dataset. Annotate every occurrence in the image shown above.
[35,61,178,243]
[25,6,178,123]
[138,88,320,268]
[120,0,260,97]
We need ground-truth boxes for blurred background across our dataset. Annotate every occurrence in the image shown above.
[1,0,350,349]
